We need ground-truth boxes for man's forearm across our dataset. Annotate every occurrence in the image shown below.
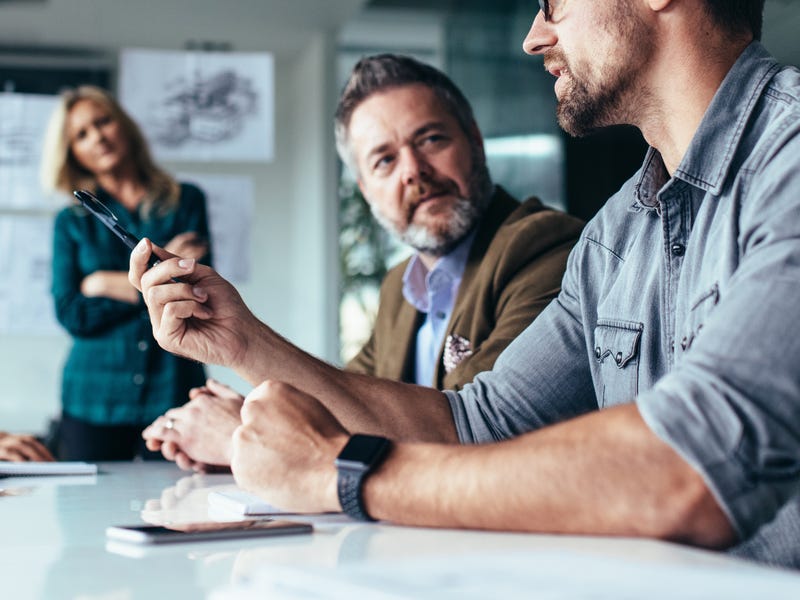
[362,404,736,547]
[236,320,459,443]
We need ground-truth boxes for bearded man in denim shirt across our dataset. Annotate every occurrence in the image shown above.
[131,0,800,567]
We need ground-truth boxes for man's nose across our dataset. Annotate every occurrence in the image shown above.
[399,148,431,186]
[523,10,556,55]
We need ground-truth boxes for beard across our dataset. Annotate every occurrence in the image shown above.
[370,152,493,257]
[547,5,654,137]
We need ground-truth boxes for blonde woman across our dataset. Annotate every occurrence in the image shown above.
[42,86,212,461]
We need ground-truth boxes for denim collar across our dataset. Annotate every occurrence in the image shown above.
[633,42,781,209]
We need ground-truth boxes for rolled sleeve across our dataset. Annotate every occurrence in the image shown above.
[636,276,800,539]
[637,140,800,539]
[638,383,800,541]
[445,262,597,446]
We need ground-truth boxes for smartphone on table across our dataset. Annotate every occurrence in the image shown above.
[106,519,313,545]
[73,189,161,269]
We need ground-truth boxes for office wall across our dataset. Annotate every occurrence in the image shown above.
[0,0,360,432]
[287,34,341,359]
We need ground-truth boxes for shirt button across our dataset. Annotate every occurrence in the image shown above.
[615,352,623,365]
[436,311,446,320]
[595,346,602,359]
[138,340,149,351]
[133,374,145,385]
[680,336,689,351]
[671,243,685,256]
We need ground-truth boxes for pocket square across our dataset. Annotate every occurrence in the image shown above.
[443,334,473,374]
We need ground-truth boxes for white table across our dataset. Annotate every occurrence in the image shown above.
[2,462,799,599]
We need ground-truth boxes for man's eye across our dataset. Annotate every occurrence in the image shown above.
[420,134,446,146]
[373,155,394,170]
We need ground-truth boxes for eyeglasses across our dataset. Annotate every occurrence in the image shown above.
[538,0,550,22]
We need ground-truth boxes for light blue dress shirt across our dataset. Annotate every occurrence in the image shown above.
[402,230,476,386]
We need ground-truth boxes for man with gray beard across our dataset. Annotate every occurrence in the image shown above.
[339,55,583,391]
[139,55,583,471]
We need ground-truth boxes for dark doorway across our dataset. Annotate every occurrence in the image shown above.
[564,125,649,221]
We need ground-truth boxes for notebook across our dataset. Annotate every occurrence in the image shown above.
[0,461,97,477]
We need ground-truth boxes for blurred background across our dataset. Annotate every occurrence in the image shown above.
[0,0,797,433]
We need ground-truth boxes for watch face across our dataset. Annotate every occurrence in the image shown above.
[336,434,390,470]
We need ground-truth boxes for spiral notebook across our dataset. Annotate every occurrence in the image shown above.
[0,461,97,477]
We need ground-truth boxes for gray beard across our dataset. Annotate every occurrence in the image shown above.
[371,164,493,257]
[375,195,482,257]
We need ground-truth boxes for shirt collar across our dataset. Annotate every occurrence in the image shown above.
[402,228,477,313]
[634,42,781,206]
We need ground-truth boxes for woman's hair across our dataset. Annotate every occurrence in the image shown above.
[40,85,179,213]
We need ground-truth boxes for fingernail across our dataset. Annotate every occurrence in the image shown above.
[135,239,147,253]
[192,286,206,299]
[178,258,195,269]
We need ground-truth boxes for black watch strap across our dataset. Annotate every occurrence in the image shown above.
[335,434,391,521]
[337,468,375,521]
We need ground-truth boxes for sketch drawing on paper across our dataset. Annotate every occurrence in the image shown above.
[119,49,274,162]
[0,124,37,165]
[149,69,259,148]
[0,93,59,209]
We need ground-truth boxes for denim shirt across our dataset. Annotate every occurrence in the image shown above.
[446,43,800,563]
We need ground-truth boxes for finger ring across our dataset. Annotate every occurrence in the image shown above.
[165,418,176,431]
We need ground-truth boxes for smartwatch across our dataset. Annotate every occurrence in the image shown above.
[335,434,392,521]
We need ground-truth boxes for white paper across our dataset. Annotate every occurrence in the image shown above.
[207,490,341,519]
[177,172,253,283]
[0,215,60,335]
[208,490,284,516]
[119,48,274,163]
[0,461,97,476]
[0,93,60,209]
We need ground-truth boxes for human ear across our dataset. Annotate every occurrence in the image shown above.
[357,179,369,201]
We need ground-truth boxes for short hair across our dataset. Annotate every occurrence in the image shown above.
[40,85,178,212]
[703,0,765,40]
[334,54,479,176]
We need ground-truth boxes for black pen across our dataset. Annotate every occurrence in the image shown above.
[73,189,163,270]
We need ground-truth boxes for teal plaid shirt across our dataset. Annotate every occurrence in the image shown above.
[52,183,211,425]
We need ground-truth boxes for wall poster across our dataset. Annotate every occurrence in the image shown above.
[119,48,274,163]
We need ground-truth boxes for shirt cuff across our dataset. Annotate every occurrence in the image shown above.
[636,385,797,541]
[445,389,480,444]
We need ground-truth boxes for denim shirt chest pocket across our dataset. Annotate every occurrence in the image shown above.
[593,319,644,407]
[677,282,720,355]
